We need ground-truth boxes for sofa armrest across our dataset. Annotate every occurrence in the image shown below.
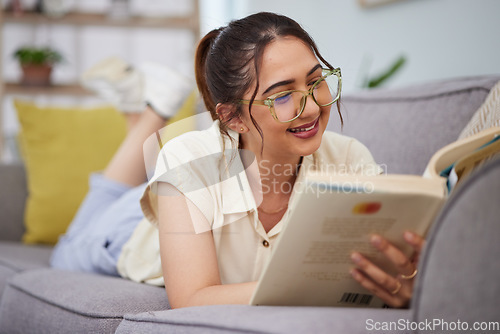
[116,305,410,334]
[0,164,27,241]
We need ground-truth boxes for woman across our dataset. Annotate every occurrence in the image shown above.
[140,12,424,309]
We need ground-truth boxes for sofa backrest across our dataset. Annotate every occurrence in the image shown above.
[2,75,499,242]
[0,164,27,241]
[327,75,500,175]
[411,156,500,332]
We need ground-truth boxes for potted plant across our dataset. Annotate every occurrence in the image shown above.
[13,46,63,86]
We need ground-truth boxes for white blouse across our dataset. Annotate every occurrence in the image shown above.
[118,120,381,286]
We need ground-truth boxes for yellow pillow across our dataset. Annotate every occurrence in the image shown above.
[15,100,127,245]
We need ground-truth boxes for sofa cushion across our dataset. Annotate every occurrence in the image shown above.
[0,164,27,242]
[116,304,410,334]
[0,268,169,334]
[411,157,500,331]
[329,75,500,175]
[0,242,52,297]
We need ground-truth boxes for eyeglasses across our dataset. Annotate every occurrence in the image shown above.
[239,68,342,123]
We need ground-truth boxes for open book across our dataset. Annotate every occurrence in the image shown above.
[250,126,500,308]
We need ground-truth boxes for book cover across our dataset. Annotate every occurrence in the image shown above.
[250,127,500,308]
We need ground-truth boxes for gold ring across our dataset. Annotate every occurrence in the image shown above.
[401,269,418,280]
[390,281,401,295]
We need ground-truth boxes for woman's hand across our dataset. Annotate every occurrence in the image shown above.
[349,231,425,308]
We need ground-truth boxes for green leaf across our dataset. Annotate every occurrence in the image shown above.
[13,46,64,65]
[367,55,406,88]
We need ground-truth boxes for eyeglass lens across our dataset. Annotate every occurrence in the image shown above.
[273,73,339,122]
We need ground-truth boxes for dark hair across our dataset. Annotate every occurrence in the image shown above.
[195,12,342,148]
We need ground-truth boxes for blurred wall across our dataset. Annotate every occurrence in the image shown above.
[2,0,196,85]
[203,0,500,93]
[1,0,197,162]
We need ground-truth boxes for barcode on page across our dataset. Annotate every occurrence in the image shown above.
[339,292,373,305]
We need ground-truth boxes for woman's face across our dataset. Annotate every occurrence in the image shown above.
[239,36,331,162]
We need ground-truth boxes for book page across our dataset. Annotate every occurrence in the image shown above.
[453,136,500,184]
[424,126,500,179]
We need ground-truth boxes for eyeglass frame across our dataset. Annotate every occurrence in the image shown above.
[238,67,342,123]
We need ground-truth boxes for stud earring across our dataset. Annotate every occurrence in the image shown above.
[240,127,244,132]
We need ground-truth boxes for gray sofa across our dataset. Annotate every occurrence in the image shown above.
[1,75,499,333]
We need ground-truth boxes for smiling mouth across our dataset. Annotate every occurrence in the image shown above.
[287,118,319,133]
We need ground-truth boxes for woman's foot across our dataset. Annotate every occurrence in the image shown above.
[81,57,193,120]
[81,57,145,113]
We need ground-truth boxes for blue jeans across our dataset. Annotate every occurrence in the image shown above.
[50,174,146,276]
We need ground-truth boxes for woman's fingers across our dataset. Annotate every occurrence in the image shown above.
[404,230,425,254]
[350,252,400,291]
[350,267,409,308]
[370,234,416,277]
[349,232,425,308]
